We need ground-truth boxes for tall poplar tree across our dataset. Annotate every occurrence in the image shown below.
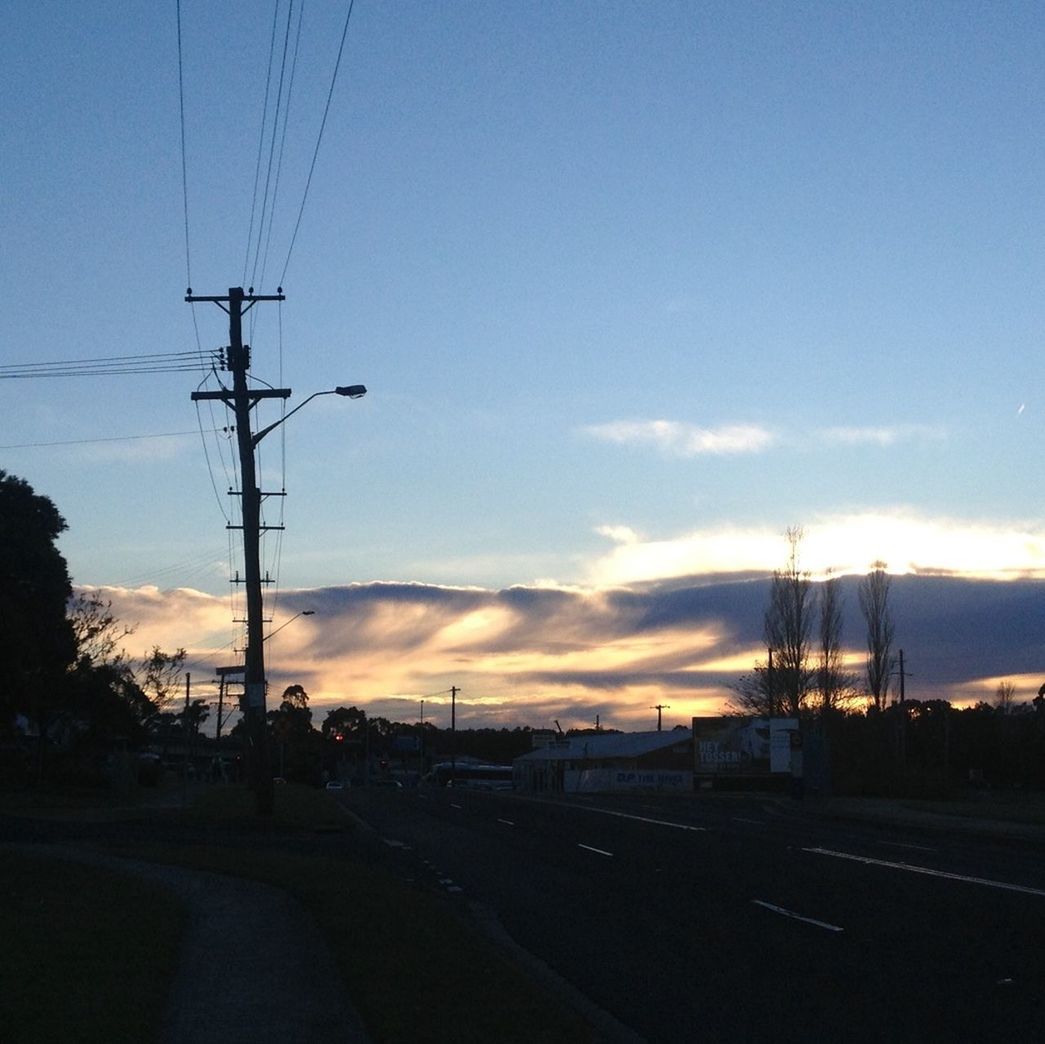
[859,562,894,712]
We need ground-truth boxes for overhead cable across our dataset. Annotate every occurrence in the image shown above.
[280,0,356,285]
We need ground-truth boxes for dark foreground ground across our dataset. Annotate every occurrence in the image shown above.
[4,781,1045,1043]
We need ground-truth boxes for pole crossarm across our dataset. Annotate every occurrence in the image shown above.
[191,388,291,402]
[185,291,285,317]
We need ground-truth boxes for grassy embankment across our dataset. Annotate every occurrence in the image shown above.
[1,848,185,1043]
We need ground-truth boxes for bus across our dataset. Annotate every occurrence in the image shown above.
[425,762,514,790]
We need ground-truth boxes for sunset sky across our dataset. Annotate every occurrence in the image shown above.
[3,3,1044,728]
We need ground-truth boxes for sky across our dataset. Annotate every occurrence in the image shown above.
[3,2,1045,730]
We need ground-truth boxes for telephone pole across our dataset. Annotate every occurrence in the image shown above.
[651,703,670,731]
[190,286,287,815]
[450,685,459,782]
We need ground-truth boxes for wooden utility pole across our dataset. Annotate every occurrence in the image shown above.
[450,685,459,781]
[652,704,670,731]
[189,286,287,815]
[767,648,776,718]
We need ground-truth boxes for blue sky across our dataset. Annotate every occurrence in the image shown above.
[3,2,1044,724]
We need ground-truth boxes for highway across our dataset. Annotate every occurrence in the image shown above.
[344,787,1045,1042]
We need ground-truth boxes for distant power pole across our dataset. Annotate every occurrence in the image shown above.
[189,286,288,816]
[450,685,459,780]
[652,704,670,731]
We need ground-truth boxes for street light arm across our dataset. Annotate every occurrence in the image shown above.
[251,385,367,448]
[264,610,316,643]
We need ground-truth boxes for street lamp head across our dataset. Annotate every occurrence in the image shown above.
[302,610,316,616]
[335,385,367,399]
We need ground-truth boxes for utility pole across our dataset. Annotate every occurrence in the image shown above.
[450,685,459,783]
[767,648,776,718]
[182,672,191,804]
[189,286,288,815]
[897,648,908,773]
[651,704,670,731]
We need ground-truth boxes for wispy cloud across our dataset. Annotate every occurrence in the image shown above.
[582,418,946,458]
[818,424,946,447]
[582,420,776,456]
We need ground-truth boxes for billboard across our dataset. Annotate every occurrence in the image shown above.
[692,716,798,775]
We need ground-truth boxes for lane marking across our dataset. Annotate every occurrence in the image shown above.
[805,847,1045,898]
[578,843,614,857]
[732,816,765,825]
[450,803,463,809]
[577,805,706,833]
[752,899,844,933]
[382,838,407,848]
[497,818,515,826]
[879,840,936,852]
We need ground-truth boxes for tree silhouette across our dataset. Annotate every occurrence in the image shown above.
[0,471,77,769]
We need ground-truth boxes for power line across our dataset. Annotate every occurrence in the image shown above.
[243,0,284,288]
[250,0,297,291]
[0,349,218,379]
[0,428,224,451]
[256,0,305,292]
[280,0,357,285]
[176,0,192,289]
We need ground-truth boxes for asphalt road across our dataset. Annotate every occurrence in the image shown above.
[343,787,1045,1043]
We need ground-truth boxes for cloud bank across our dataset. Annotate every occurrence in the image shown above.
[587,512,1045,586]
[94,570,1045,734]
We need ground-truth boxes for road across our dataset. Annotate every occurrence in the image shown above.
[343,786,1045,1042]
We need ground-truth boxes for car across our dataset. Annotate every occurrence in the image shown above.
[324,780,345,791]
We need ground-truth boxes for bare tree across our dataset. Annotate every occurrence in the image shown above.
[763,527,815,716]
[816,572,854,716]
[727,659,774,717]
[995,680,1017,715]
[858,563,894,712]
[68,591,134,670]
[139,646,187,715]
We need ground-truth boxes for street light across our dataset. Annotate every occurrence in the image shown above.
[252,385,367,447]
[264,609,316,643]
[242,385,364,814]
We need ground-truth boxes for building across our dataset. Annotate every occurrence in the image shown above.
[514,729,693,794]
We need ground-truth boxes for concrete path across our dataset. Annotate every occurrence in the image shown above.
[7,844,371,1043]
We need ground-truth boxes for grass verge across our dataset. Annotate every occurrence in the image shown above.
[1,849,185,1043]
[123,783,596,1043]
[127,839,594,1043]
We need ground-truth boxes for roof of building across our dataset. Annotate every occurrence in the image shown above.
[515,729,692,763]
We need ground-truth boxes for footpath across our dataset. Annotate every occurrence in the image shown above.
[7,842,371,1043]
[3,783,373,1044]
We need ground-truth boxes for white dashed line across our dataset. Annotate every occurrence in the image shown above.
[497,818,515,826]
[805,847,1045,897]
[577,805,706,833]
[752,900,844,933]
[578,843,614,857]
